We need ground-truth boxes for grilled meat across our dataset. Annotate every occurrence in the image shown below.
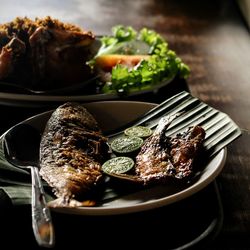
[136,119,206,184]
[0,16,95,90]
[109,116,206,185]
[39,102,109,205]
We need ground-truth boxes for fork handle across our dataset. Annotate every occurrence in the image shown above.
[30,166,55,248]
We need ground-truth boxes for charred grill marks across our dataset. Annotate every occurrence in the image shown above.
[40,105,206,206]
[39,102,109,203]
[108,116,206,185]
[136,119,206,184]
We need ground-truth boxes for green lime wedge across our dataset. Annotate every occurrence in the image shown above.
[124,126,152,138]
[102,156,135,174]
[110,136,144,154]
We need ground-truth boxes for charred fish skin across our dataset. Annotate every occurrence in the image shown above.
[39,102,109,203]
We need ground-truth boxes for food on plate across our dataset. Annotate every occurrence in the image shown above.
[39,102,205,207]
[0,16,95,90]
[106,115,206,185]
[39,102,110,206]
[136,123,205,184]
[90,25,190,94]
[0,21,190,96]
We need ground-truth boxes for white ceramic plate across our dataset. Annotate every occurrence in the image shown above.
[1,100,227,215]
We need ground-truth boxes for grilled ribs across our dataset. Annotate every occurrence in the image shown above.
[107,116,206,185]
[136,121,206,184]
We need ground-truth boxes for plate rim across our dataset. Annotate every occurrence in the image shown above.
[0,76,174,106]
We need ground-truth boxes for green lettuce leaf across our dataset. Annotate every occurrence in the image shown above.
[93,25,190,94]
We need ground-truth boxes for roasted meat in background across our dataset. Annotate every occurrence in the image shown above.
[0,16,95,90]
[39,102,109,205]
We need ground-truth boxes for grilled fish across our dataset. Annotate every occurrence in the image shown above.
[39,102,109,206]
[108,115,206,185]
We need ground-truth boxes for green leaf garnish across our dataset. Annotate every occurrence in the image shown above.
[92,25,190,94]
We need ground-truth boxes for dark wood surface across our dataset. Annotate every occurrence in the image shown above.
[0,0,249,249]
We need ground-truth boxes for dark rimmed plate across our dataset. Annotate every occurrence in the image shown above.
[0,100,227,215]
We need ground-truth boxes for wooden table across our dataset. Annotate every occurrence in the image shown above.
[0,0,249,249]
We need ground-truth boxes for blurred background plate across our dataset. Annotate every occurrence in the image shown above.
[0,76,174,107]
[0,35,176,108]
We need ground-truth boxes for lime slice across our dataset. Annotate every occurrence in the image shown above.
[102,156,135,174]
[110,136,144,154]
[124,126,152,138]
